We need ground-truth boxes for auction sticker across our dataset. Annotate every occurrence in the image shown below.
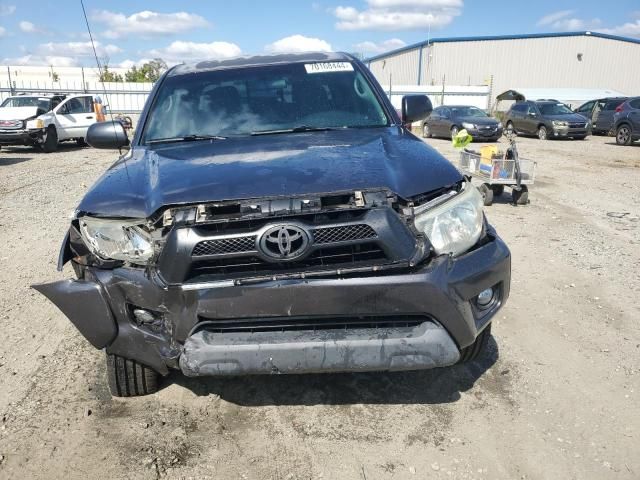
[304,62,354,74]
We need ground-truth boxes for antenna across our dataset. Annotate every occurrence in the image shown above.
[80,0,127,160]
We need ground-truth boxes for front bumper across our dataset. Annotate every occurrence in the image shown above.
[467,126,503,140]
[551,126,590,138]
[34,231,511,376]
[0,128,44,145]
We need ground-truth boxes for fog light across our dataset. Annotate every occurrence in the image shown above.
[476,288,494,308]
[133,308,156,324]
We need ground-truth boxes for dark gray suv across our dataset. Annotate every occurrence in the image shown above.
[504,100,591,140]
[613,97,640,145]
[575,97,627,135]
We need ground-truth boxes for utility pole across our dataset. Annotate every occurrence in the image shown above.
[7,66,15,95]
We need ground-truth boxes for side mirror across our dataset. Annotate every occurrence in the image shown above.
[59,104,70,115]
[401,95,432,124]
[528,112,537,117]
[86,121,129,149]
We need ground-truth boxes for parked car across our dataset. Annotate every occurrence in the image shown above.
[422,105,503,141]
[575,97,627,135]
[34,52,511,397]
[0,93,99,152]
[612,96,640,145]
[504,100,591,140]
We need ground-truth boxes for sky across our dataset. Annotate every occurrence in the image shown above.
[0,0,639,68]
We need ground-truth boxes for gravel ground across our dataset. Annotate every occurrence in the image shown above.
[0,134,638,479]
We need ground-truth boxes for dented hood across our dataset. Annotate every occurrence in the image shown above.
[78,127,462,218]
[0,106,39,121]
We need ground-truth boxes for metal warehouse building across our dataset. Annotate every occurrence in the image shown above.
[365,31,640,104]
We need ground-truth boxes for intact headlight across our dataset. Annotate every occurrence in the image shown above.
[79,217,154,264]
[552,120,568,127]
[414,184,484,257]
[462,122,476,130]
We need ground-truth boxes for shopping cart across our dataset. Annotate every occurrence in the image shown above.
[458,132,536,206]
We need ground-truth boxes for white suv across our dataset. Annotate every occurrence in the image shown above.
[0,93,99,152]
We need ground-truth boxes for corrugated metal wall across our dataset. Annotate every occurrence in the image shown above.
[368,35,640,99]
[368,48,421,86]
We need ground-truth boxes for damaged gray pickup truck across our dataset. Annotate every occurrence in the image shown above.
[35,52,511,397]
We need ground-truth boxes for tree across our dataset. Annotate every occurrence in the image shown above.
[49,66,59,82]
[124,58,167,83]
[99,65,123,82]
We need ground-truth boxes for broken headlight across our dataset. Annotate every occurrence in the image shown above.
[79,217,154,264]
[413,184,484,257]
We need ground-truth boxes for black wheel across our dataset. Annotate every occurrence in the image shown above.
[506,121,515,134]
[537,125,548,141]
[511,185,529,205]
[490,184,504,197]
[616,125,632,146]
[458,323,491,363]
[76,137,87,147]
[478,183,494,206]
[422,123,432,138]
[450,126,459,139]
[106,353,159,397]
[42,125,58,153]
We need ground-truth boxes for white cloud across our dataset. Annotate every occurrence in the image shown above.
[333,0,462,31]
[91,9,209,39]
[1,55,79,67]
[147,41,241,63]
[537,10,573,26]
[0,27,6,37]
[353,38,406,53]
[0,5,16,16]
[37,41,122,58]
[18,21,38,33]
[536,10,601,31]
[599,20,640,37]
[117,58,151,69]
[265,34,332,53]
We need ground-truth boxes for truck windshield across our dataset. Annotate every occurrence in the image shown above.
[143,62,389,143]
[1,97,52,112]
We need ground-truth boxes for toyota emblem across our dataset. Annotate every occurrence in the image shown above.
[259,225,310,261]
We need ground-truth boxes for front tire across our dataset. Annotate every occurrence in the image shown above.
[450,126,459,139]
[478,183,494,206]
[616,125,632,146]
[458,324,491,363]
[537,125,548,141]
[422,123,432,138]
[76,137,87,147]
[512,185,529,205]
[506,121,515,134]
[106,354,159,397]
[42,125,58,153]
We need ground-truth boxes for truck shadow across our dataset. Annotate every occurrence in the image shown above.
[0,156,32,166]
[167,336,498,406]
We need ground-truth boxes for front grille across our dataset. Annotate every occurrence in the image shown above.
[569,122,586,128]
[195,315,428,334]
[192,236,256,256]
[188,243,387,282]
[0,120,23,130]
[313,224,377,244]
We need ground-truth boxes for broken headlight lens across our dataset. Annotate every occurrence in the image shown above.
[79,217,154,264]
[414,184,484,257]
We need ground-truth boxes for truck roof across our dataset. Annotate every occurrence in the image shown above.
[168,52,354,77]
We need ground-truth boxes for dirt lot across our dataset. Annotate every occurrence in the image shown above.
[0,134,638,480]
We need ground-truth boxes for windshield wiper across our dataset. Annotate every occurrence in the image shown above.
[146,134,227,145]
[251,125,343,136]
